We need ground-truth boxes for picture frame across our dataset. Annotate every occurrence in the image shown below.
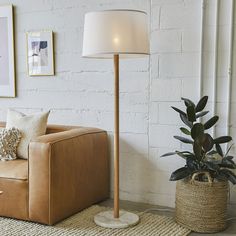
[0,5,15,97]
[26,30,54,76]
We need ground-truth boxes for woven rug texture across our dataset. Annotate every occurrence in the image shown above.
[0,205,191,236]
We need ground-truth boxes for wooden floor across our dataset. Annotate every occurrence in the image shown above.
[100,199,236,236]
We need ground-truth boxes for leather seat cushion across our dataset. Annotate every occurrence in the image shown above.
[0,159,28,180]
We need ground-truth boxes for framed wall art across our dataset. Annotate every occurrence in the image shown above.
[0,5,15,97]
[26,30,54,76]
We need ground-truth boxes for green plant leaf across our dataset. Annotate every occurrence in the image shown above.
[193,140,202,160]
[176,152,187,159]
[171,106,186,116]
[175,151,194,159]
[187,105,196,122]
[202,134,214,152]
[219,163,236,169]
[195,96,208,112]
[219,169,236,184]
[186,156,199,170]
[191,123,204,139]
[169,167,191,181]
[174,136,193,144]
[225,144,233,157]
[161,152,176,157]
[181,97,195,107]
[193,134,214,157]
[216,143,223,157]
[180,127,191,135]
[196,111,209,118]
[205,161,220,171]
[204,116,219,130]
[161,151,194,158]
[214,136,232,144]
[207,150,218,155]
[180,114,193,128]
[225,156,234,160]
[222,157,236,166]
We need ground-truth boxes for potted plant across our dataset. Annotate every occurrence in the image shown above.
[162,96,236,233]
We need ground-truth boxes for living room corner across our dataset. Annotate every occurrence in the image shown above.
[0,0,235,235]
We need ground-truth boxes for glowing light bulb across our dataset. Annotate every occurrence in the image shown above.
[113,37,120,44]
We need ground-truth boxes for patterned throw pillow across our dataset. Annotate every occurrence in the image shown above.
[0,128,21,161]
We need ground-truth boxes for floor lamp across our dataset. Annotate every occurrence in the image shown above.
[82,10,149,228]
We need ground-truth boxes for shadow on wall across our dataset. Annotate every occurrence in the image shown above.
[107,133,177,207]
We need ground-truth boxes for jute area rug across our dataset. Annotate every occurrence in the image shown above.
[0,205,191,236]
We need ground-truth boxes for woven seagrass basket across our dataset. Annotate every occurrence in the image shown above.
[175,172,229,233]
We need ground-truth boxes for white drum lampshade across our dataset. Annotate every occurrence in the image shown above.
[82,10,149,58]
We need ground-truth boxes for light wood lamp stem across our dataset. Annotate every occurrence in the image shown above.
[114,54,119,218]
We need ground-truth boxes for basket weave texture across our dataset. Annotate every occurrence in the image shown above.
[175,172,229,233]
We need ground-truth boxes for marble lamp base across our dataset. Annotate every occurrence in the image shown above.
[94,210,140,229]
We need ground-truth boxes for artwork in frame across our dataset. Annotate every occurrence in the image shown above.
[0,5,15,97]
[27,30,54,76]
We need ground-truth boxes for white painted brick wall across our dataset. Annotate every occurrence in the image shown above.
[151,79,182,101]
[149,124,181,149]
[160,1,200,29]
[159,53,200,78]
[151,30,181,53]
[0,0,235,207]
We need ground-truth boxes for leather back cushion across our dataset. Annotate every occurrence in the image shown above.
[45,125,79,134]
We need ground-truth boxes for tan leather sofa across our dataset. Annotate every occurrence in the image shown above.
[0,122,110,225]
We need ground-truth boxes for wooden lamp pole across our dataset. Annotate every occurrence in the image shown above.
[114,54,119,218]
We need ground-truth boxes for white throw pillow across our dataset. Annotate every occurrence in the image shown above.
[6,109,50,159]
[0,128,21,161]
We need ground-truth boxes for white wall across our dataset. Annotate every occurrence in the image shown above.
[0,0,235,207]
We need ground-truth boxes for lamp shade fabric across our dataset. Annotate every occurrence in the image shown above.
[82,10,149,58]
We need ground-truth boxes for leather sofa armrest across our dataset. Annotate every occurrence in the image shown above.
[28,127,110,225]
[0,122,6,128]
